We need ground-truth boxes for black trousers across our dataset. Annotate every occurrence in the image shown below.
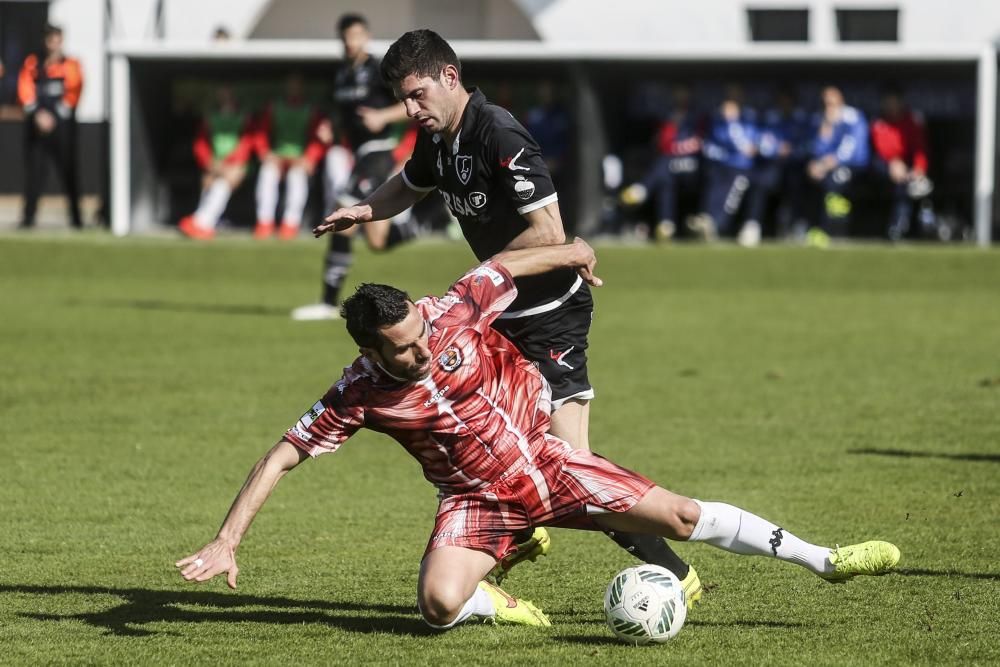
[22,115,82,227]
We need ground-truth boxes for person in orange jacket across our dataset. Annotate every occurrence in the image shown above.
[18,24,83,229]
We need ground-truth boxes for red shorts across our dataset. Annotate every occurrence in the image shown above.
[425,436,655,560]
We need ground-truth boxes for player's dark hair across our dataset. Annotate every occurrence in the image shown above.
[44,23,63,39]
[342,283,412,348]
[381,29,461,87]
[338,13,368,34]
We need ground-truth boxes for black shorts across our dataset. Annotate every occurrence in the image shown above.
[491,283,594,407]
[344,150,396,203]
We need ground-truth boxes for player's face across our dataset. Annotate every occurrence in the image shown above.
[394,66,460,134]
[341,24,369,61]
[369,303,433,382]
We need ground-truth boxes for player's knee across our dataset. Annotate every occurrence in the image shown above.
[417,583,466,628]
[672,498,701,540]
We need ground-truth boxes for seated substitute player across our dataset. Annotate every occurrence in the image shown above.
[253,72,326,240]
[178,84,254,240]
[805,86,870,246]
[313,29,701,604]
[177,239,901,630]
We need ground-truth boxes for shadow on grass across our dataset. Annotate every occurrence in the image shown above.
[1,584,431,637]
[847,447,1000,463]
[894,568,1000,581]
[68,298,290,318]
[555,619,809,645]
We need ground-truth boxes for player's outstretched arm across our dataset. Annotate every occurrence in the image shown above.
[175,439,308,589]
[493,237,602,287]
[313,172,426,237]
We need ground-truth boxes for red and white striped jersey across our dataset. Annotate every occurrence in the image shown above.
[284,261,558,494]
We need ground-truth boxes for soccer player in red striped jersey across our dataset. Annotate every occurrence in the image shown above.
[177,239,899,630]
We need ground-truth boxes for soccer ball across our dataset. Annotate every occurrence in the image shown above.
[604,564,687,644]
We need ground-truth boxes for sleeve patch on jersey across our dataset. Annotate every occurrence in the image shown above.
[289,425,313,442]
[513,176,536,200]
[298,400,326,429]
[473,266,506,286]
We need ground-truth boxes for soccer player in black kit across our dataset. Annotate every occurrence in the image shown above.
[292,14,413,321]
[314,29,703,607]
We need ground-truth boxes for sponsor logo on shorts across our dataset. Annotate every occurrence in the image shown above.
[470,191,487,209]
[549,346,576,370]
[438,347,463,372]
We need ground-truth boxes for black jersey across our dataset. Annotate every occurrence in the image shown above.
[402,88,579,314]
[332,54,397,151]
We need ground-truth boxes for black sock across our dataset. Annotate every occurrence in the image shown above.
[512,528,535,544]
[323,233,353,306]
[606,531,690,580]
[384,218,417,250]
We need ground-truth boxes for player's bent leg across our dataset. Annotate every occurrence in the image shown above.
[417,546,550,629]
[418,546,495,628]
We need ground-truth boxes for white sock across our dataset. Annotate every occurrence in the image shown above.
[421,585,495,630]
[689,500,834,575]
[256,162,280,221]
[324,145,352,212]
[194,180,231,230]
[283,166,309,226]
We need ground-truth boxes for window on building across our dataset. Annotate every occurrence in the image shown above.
[747,8,810,42]
[836,8,899,42]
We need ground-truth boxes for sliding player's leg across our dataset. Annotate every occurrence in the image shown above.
[596,485,900,581]
[494,290,699,602]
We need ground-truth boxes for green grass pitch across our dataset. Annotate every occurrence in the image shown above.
[1,234,998,665]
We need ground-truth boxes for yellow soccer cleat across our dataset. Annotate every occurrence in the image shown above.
[487,527,552,586]
[477,581,552,627]
[820,541,901,582]
[680,565,703,610]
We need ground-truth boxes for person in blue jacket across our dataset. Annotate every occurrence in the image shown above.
[806,86,869,244]
[691,86,757,240]
[741,87,811,246]
[619,84,705,242]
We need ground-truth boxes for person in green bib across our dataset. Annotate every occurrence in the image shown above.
[253,73,326,239]
[178,84,254,240]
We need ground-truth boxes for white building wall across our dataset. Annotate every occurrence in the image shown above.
[49,0,1000,122]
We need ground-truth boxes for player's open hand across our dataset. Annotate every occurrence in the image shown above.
[571,237,603,288]
[313,205,374,237]
[175,538,240,589]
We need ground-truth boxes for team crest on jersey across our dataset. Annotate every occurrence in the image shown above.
[455,155,473,184]
[470,192,487,209]
[437,346,463,372]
